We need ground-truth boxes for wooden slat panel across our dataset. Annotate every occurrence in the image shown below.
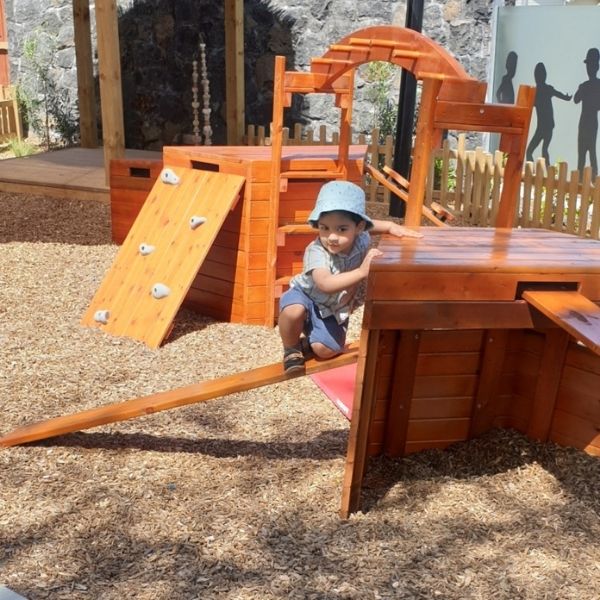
[550,409,600,454]
[82,168,245,347]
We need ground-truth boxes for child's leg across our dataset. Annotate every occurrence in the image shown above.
[279,289,310,373]
[306,313,348,359]
[278,303,306,349]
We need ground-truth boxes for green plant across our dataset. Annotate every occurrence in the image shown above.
[6,136,37,157]
[433,157,457,192]
[19,31,79,149]
[363,61,397,142]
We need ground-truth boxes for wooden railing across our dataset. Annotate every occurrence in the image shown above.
[0,85,22,141]
[244,124,600,240]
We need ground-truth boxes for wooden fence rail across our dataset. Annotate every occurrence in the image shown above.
[244,124,600,240]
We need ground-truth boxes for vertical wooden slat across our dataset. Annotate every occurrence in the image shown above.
[526,329,570,442]
[553,162,568,232]
[224,0,244,145]
[73,0,98,148]
[95,0,125,184]
[542,165,556,230]
[383,331,421,457]
[469,330,509,438]
[382,134,393,205]
[578,167,592,237]
[566,169,580,235]
[519,161,533,227]
[368,128,380,203]
[405,78,443,226]
[531,159,546,228]
[589,176,600,240]
[439,138,450,208]
[463,151,475,224]
[341,328,382,519]
[454,137,466,217]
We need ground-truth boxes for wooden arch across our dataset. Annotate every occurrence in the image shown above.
[311,25,471,83]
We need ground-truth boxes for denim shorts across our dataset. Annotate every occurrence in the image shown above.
[279,287,348,353]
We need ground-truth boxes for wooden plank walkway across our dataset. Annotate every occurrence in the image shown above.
[0,147,161,201]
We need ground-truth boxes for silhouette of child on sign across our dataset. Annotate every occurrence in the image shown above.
[496,51,518,104]
[574,47,600,178]
[526,62,572,165]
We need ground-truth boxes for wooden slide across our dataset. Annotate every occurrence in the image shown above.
[81,167,245,348]
[0,345,359,448]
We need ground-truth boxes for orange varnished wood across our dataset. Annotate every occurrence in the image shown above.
[343,226,600,515]
[0,344,359,449]
[83,168,245,347]
[523,291,600,356]
[383,331,421,456]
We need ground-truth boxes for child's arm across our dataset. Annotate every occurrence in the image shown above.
[312,248,383,294]
[551,87,572,102]
[370,218,423,238]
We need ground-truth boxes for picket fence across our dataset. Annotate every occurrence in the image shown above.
[244,124,600,240]
[0,85,21,142]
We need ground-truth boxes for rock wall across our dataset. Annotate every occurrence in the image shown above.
[5,0,496,148]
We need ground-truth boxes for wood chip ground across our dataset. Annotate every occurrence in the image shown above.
[0,193,599,600]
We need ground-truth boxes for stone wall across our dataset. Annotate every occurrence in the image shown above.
[5,0,496,148]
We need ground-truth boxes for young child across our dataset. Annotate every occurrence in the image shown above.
[278,180,422,373]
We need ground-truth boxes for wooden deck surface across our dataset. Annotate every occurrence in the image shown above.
[0,147,161,201]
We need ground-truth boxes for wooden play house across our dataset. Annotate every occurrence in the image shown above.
[1,26,599,519]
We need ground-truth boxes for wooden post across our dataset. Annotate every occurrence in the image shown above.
[95,0,125,183]
[404,77,442,226]
[341,329,382,518]
[73,0,98,148]
[225,0,245,145]
[0,0,9,86]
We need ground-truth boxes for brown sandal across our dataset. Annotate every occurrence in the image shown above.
[283,347,305,373]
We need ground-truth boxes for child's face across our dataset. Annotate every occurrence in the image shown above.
[317,211,365,255]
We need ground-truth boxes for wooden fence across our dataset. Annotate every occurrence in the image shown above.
[244,124,600,240]
[0,85,21,141]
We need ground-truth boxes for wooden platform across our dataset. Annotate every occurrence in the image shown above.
[341,227,600,516]
[0,147,161,201]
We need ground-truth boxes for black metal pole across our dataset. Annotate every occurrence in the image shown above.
[389,0,425,218]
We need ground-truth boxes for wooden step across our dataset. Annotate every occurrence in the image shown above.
[280,170,345,180]
[0,344,359,448]
[274,275,292,298]
[391,49,424,60]
[277,223,315,246]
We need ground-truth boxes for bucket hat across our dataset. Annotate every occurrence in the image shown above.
[308,181,374,229]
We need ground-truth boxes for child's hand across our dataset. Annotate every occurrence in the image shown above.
[388,223,423,238]
[360,248,384,276]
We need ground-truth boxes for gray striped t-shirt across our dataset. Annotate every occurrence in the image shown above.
[289,231,371,324]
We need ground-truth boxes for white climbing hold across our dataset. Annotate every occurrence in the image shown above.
[139,243,156,256]
[189,215,207,230]
[94,309,110,325]
[151,283,171,299]
[160,168,180,185]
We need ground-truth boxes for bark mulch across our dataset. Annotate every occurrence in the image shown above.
[0,193,599,600]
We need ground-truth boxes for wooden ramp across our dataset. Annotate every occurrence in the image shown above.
[0,345,359,448]
[81,167,245,348]
[523,291,600,355]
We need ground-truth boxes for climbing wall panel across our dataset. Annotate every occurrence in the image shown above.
[81,167,245,348]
